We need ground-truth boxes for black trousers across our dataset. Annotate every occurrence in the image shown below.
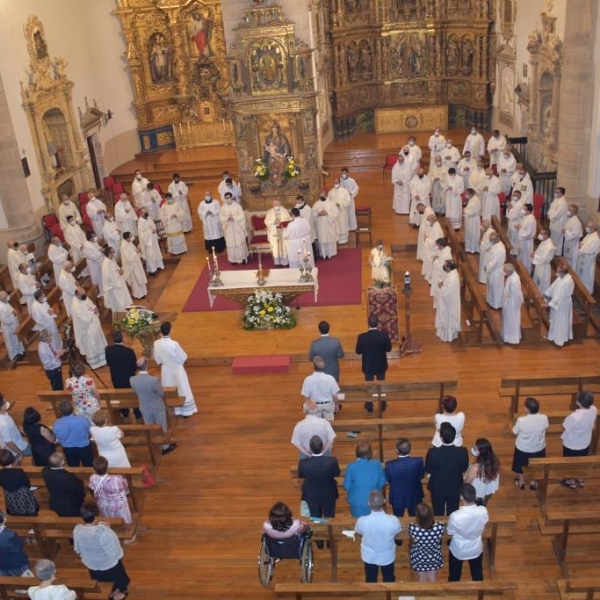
[63,444,94,467]
[307,498,336,519]
[364,561,395,582]
[364,372,387,411]
[431,493,459,516]
[448,550,483,581]
[45,367,64,390]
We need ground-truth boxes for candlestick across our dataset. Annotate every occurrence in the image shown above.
[187,121,191,134]
[178,123,183,139]
[206,256,211,273]
[212,246,216,258]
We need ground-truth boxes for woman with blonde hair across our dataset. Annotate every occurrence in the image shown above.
[90,410,130,468]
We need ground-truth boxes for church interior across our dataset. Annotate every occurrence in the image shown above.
[0,0,600,598]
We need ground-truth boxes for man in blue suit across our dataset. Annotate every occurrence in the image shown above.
[384,438,424,517]
[308,321,344,382]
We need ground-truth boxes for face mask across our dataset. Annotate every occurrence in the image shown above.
[446,143,452,148]
[434,132,439,136]
[79,294,87,301]
[512,196,520,202]
[470,447,480,457]
[408,140,415,146]
[586,227,593,234]
[205,195,212,200]
[538,234,545,241]
[71,267,75,273]
[40,297,46,303]
[485,175,491,180]
[471,129,477,135]
[91,237,97,243]
[295,203,302,209]
[136,175,142,181]
[56,242,62,247]
[341,174,348,179]
[63,200,70,205]
[567,211,573,217]
[334,184,340,189]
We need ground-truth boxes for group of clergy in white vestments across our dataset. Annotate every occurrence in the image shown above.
[196,169,360,268]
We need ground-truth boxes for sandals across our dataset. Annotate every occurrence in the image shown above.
[560,478,578,489]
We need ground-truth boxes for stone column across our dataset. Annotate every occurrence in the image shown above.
[556,0,599,213]
[0,67,42,259]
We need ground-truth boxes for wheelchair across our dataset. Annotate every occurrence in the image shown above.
[258,527,313,586]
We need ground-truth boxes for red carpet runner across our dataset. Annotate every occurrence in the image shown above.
[182,247,362,312]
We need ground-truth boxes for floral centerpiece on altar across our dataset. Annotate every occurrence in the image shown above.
[243,289,297,330]
[118,306,160,356]
[285,155,300,179]
[254,158,269,181]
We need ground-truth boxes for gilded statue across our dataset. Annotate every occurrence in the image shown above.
[148,33,174,84]
[264,122,291,179]
[189,9,212,57]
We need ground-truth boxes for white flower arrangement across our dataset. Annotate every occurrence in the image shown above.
[243,289,297,330]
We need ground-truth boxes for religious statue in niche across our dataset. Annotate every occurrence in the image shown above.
[263,122,291,179]
[188,7,213,57]
[148,33,174,84]
[359,40,373,79]
[347,41,359,82]
[461,37,474,75]
[250,41,286,92]
[446,36,459,75]
[33,30,48,60]
[346,0,367,13]
[397,0,417,10]
[192,57,220,102]
[393,33,425,78]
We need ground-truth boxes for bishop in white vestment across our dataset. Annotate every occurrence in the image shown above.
[435,262,461,342]
[544,266,574,347]
[312,195,339,259]
[120,233,148,299]
[0,292,24,360]
[501,264,523,345]
[265,200,291,265]
[219,195,248,264]
[576,223,600,294]
[153,324,198,417]
[71,288,107,369]
[532,229,556,293]
[101,247,133,313]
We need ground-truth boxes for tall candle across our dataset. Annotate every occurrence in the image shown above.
[212,246,216,259]
[178,123,183,138]
[206,256,211,273]
[187,121,191,134]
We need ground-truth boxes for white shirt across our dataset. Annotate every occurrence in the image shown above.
[0,413,29,452]
[562,406,598,450]
[447,503,489,560]
[355,510,401,566]
[300,372,340,404]
[291,415,336,454]
[38,340,63,371]
[512,413,549,453]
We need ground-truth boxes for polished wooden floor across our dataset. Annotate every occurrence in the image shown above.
[4,134,600,599]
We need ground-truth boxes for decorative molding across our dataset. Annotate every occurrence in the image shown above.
[375,105,449,134]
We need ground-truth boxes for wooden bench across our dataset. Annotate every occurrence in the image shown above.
[524,456,600,515]
[9,510,133,560]
[305,513,516,581]
[275,581,516,599]
[21,465,143,512]
[0,575,112,600]
[340,381,457,419]
[0,265,15,292]
[499,375,600,417]
[558,577,600,600]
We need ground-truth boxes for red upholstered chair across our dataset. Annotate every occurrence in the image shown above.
[382,153,397,181]
[533,193,545,222]
[248,213,271,256]
[42,214,60,242]
[112,183,125,197]
[103,176,116,207]
[78,192,89,208]
[50,223,65,243]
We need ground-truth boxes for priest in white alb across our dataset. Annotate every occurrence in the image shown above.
[428,155,447,214]
[391,153,412,214]
[168,173,193,233]
[265,200,291,266]
[544,263,574,347]
[160,194,188,255]
[115,193,138,238]
[430,239,452,307]
[428,129,446,161]
[219,193,248,264]
[421,213,443,281]
[467,159,486,199]
[58,261,77,318]
[416,203,435,262]
[6,240,22,291]
[101,246,133,313]
[516,203,536,273]
[501,263,523,345]
[131,170,150,207]
[284,208,313,269]
[457,151,476,190]
[102,214,121,260]
[197,192,226,253]
[64,216,86,265]
[562,204,583,267]
[32,289,62,350]
[444,168,464,230]
[510,164,534,206]
[57,195,82,233]
[17,263,39,314]
[442,139,461,169]
[478,220,494,284]
[481,168,501,221]
[327,180,351,244]
[312,194,339,259]
[82,232,105,297]
[0,291,24,360]
[497,147,516,196]
[71,287,107,369]
[506,190,525,256]
[85,192,107,239]
[532,228,556,293]
[340,168,358,231]
[295,195,317,258]
[547,187,568,256]
[485,233,507,309]
[463,127,485,160]
[142,183,162,221]
[153,321,198,417]
[486,130,506,169]
[120,232,148,299]
[435,260,461,342]
[409,168,431,226]
[47,236,68,284]
[463,188,481,253]
[138,211,164,276]
[576,221,600,293]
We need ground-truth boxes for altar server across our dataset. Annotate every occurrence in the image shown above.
[340,168,358,231]
[218,176,242,204]
[198,192,225,253]
[444,168,464,230]
[435,260,461,342]
[219,193,248,264]
[153,321,198,417]
[72,287,107,369]
[485,233,506,309]
[58,261,77,318]
[138,210,164,276]
[312,194,339,259]
[47,236,68,283]
[409,168,431,227]
[168,173,193,232]
[115,193,138,238]
[562,204,583,267]
[391,153,412,214]
[576,222,600,294]
[502,263,523,345]
[544,264,574,347]
[160,194,187,255]
[32,289,62,350]
[481,168,501,221]
[101,246,133,313]
[0,291,24,360]
[532,229,556,293]
[463,188,481,254]
[120,232,148,299]
[284,208,313,269]
[265,200,291,266]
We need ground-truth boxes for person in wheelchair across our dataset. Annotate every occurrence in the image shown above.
[263,501,307,543]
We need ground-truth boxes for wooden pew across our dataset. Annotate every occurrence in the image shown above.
[37,386,183,430]
[306,513,516,581]
[275,581,516,599]
[8,511,133,560]
[22,465,143,512]
[554,257,597,339]
[0,265,14,292]
[340,381,457,419]
[558,578,600,600]
[0,575,112,600]
[499,374,600,417]
[523,456,600,515]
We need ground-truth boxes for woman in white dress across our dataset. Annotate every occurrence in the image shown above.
[464,438,500,506]
[90,410,130,468]
[431,395,465,447]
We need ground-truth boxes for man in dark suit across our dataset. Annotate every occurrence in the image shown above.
[308,321,345,382]
[105,330,141,419]
[384,438,424,517]
[42,451,85,516]
[355,314,392,412]
[130,357,177,455]
[297,435,340,519]
[425,423,469,516]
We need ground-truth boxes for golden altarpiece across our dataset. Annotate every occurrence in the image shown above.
[225,3,320,210]
[21,16,93,211]
[325,0,495,138]
[114,0,234,152]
